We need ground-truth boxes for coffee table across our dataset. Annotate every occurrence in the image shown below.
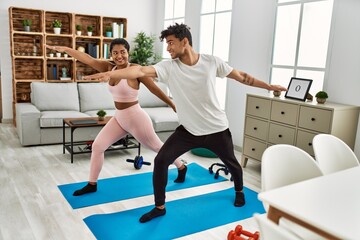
[63,116,140,163]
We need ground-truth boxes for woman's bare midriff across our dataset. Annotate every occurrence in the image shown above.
[114,101,138,110]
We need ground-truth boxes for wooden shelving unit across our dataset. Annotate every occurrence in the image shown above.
[9,6,127,123]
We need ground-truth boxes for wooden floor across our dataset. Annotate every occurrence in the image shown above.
[0,123,262,240]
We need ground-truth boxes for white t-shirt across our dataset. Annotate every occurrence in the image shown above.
[153,54,233,136]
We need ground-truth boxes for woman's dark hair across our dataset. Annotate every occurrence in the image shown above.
[160,23,192,46]
[110,38,130,52]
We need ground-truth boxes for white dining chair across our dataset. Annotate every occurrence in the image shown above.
[261,144,325,240]
[254,214,302,240]
[313,134,360,175]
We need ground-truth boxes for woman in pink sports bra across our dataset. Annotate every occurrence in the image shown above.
[46,39,187,196]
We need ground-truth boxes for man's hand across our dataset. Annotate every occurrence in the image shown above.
[269,84,287,92]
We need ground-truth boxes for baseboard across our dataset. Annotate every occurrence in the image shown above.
[1,118,13,124]
[234,144,242,153]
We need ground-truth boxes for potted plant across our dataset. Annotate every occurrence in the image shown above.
[52,19,62,34]
[97,109,107,121]
[315,91,328,104]
[105,26,112,37]
[87,25,93,36]
[130,31,161,66]
[22,19,32,32]
[49,50,55,57]
[76,24,82,36]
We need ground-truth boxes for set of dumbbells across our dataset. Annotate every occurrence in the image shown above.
[227,225,260,240]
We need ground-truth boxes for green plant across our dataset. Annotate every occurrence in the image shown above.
[105,26,112,32]
[76,24,82,31]
[315,91,328,99]
[96,109,106,117]
[22,19,32,26]
[130,31,161,66]
[51,19,62,28]
[87,25,94,32]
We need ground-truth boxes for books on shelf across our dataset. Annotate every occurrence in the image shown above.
[111,22,124,38]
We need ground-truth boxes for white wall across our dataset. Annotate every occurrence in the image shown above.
[0,0,157,122]
[324,0,360,156]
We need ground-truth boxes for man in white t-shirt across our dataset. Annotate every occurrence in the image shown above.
[85,23,287,223]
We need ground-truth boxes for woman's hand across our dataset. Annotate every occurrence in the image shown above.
[83,72,111,82]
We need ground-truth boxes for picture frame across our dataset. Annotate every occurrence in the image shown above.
[285,77,313,101]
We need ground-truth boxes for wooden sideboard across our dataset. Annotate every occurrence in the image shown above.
[241,94,360,167]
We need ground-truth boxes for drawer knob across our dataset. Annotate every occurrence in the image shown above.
[281,111,285,115]
[311,117,316,121]
[253,127,257,130]
[308,142,312,146]
[278,134,282,138]
[256,106,259,109]
[251,148,255,151]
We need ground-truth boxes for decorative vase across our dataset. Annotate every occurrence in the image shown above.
[106,31,112,37]
[53,27,61,34]
[76,31,81,36]
[316,98,326,104]
[273,90,281,97]
[87,31,92,36]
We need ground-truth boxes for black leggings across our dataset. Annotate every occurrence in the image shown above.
[153,125,244,206]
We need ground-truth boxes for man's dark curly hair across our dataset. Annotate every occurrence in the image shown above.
[159,23,192,46]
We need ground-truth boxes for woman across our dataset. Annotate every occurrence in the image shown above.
[46,38,187,196]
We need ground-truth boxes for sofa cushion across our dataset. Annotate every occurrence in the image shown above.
[31,82,80,111]
[139,82,169,108]
[143,107,179,132]
[78,83,114,112]
[40,111,89,128]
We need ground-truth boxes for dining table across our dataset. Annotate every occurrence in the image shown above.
[258,166,360,240]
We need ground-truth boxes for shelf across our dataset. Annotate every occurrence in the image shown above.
[9,6,127,125]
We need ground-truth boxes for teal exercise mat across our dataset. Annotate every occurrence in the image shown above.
[58,162,227,209]
[84,187,265,240]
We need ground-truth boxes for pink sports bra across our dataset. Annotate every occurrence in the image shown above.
[108,66,138,102]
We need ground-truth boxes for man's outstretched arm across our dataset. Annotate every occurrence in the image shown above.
[227,69,287,92]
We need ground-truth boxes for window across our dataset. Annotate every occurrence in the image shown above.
[270,0,334,96]
[162,0,186,58]
[200,0,232,109]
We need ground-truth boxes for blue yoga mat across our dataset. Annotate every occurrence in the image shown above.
[58,162,227,209]
[84,187,265,240]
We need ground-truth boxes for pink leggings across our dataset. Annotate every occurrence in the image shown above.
[89,104,182,182]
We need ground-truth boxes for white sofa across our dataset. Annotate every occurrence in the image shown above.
[16,82,179,146]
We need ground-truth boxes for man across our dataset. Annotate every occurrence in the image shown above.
[84,23,287,223]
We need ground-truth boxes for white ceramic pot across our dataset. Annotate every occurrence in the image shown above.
[56,52,61,58]
[53,27,61,34]
[76,31,81,36]
[87,31,93,36]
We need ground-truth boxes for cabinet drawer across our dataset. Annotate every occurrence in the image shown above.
[246,96,271,119]
[244,117,268,141]
[270,101,298,125]
[298,106,332,132]
[243,137,267,161]
[268,123,296,144]
[295,130,316,156]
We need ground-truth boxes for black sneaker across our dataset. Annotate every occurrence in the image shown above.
[234,191,245,207]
